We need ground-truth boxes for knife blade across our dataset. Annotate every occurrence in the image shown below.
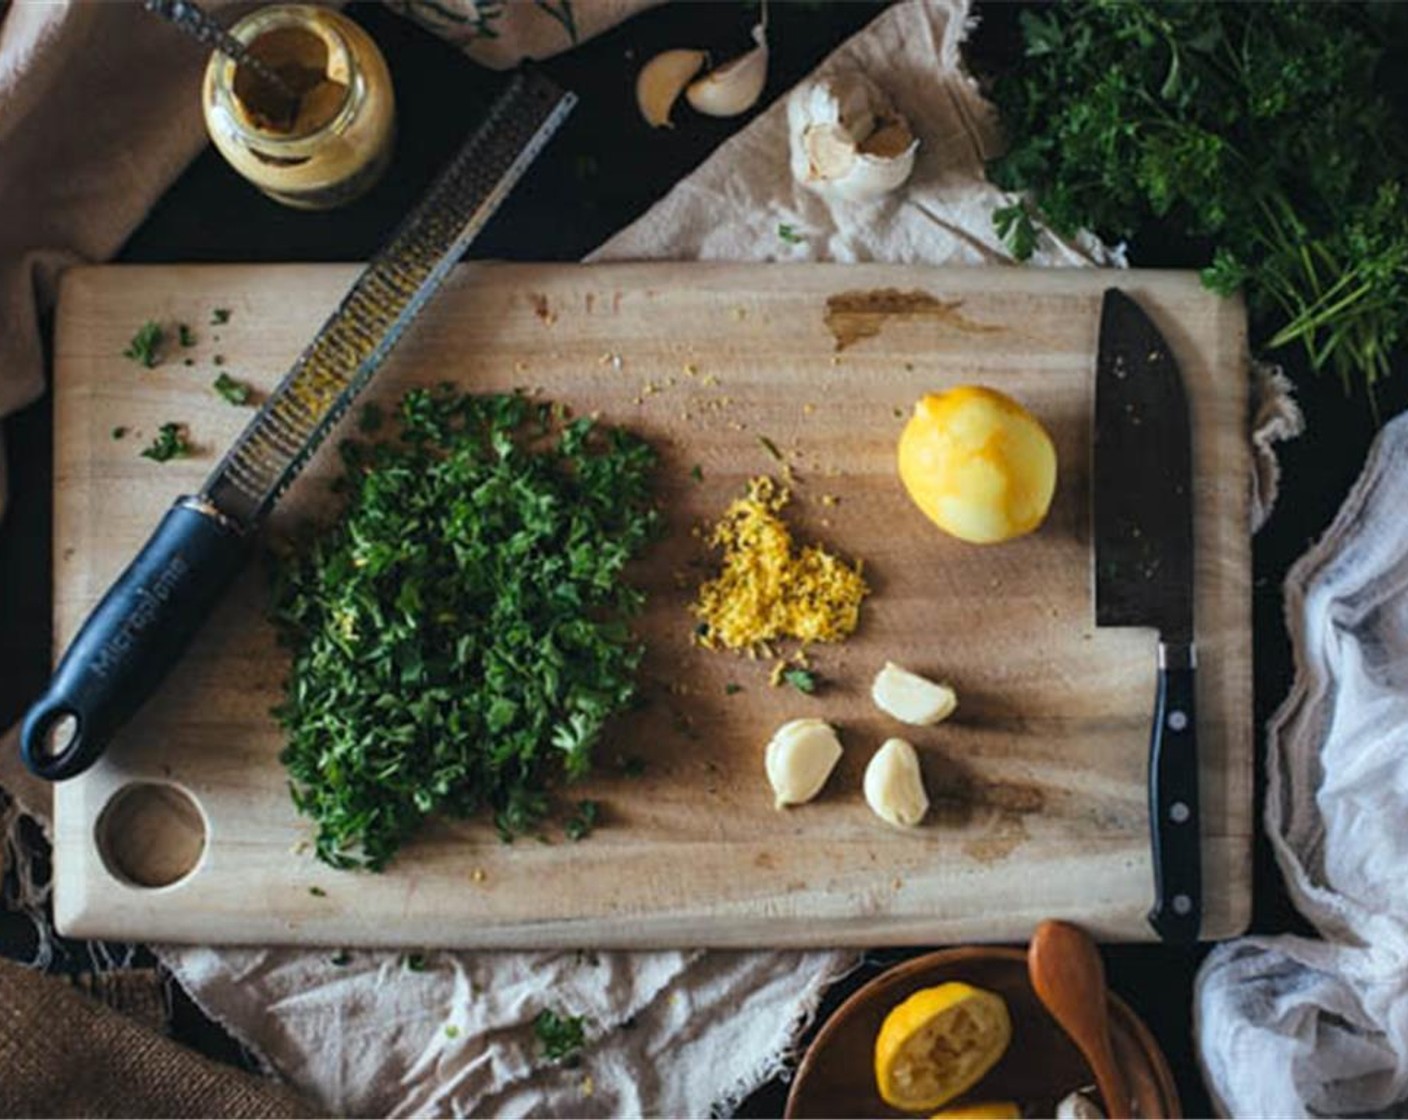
[21,71,576,781]
[1093,287,1201,943]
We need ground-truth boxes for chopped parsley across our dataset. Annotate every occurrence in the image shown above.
[213,354,226,367]
[308,886,327,897]
[564,799,599,842]
[178,323,196,348]
[123,321,163,367]
[778,223,804,244]
[404,953,427,972]
[211,308,232,325]
[330,950,351,966]
[690,464,704,483]
[534,1009,586,1063]
[444,1024,461,1039]
[758,436,784,461]
[272,387,661,870]
[724,682,743,695]
[111,426,127,440]
[213,372,253,406]
[783,667,818,694]
[358,401,384,433]
[140,422,190,462]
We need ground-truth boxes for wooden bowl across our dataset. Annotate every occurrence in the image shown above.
[786,947,1181,1119]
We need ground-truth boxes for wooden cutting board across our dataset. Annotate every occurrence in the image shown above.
[49,262,1251,947]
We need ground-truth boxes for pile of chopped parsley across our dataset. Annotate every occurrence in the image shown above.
[270,386,660,870]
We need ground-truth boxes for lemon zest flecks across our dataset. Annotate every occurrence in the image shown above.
[691,476,868,652]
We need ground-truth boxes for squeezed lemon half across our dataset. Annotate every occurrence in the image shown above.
[873,981,1013,1112]
[929,1102,1022,1119]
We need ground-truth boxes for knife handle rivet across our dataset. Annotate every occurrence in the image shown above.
[1167,710,1189,732]
[1169,801,1191,824]
[1172,894,1193,916]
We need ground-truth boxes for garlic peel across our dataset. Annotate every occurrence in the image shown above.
[788,70,918,201]
[1055,1091,1105,1119]
[637,49,708,129]
[765,718,842,808]
[864,738,929,827]
[687,23,768,119]
[872,662,957,726]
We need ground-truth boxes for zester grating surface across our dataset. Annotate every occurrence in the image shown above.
[202,70,576,527]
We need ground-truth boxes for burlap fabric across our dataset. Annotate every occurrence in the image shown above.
[0,956,319,1118]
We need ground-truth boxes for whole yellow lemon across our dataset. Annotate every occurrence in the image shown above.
[897,385,1057,544]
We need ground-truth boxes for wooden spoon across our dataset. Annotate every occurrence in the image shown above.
[1029,919,1132,1119]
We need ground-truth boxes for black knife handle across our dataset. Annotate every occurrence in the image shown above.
[20,497,249,781]
[1146,642,1202,942]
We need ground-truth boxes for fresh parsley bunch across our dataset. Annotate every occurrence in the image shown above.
[271,386,660,870]
[989,0,1408,395]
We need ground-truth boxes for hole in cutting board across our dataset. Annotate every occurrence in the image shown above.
[94,782,208,889]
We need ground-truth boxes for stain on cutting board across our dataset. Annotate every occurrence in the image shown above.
[824,288,1003,351]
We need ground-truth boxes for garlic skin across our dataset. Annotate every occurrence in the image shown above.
[787,71,918,202]
[637,49,708,128]
[765,719,843,808]
[863,738,929,827]
[687,23,768,118]
[1055,1091,1106,1119]
[872,662,958,726]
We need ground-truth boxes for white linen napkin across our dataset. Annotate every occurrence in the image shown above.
[1196,411,1408,1117]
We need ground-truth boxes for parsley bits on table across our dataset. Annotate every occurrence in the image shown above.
[123,321,164,367]
[140,422,191,462]
[271,386,661,871]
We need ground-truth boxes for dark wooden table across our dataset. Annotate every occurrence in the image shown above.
[3,3,1404,1115]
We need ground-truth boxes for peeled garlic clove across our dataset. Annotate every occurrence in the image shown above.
[1055,1091,1105,1119]
[687,23,768,118]
[766,719,842,808]
[864,738,929,827]
[637,49,708,128]
[872,662,957,726]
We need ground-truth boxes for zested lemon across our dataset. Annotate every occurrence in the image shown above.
[873,981,1012,1112]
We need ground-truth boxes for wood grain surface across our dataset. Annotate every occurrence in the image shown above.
[49,262,1251,947]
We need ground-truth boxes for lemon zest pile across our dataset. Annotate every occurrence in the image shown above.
[692,476,868,652]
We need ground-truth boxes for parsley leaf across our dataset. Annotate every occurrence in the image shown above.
[124,321,164,368]
[211,308,232,325]
[213,372,253,406]
[564,799,599,842]
[993,202,1039,261]
[778,223,804,244]
[534,1009,586,1062]
[178,324,196,348]
[782,668,818,694]
[140,422,190,462]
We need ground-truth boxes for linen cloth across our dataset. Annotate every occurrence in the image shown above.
[1195,411,1408,1117]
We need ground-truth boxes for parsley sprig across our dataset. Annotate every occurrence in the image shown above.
[988,1,1408,395]
[271,386,661,870]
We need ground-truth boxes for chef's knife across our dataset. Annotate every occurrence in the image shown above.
[1093,288,1201,943]
[21,71,576,781]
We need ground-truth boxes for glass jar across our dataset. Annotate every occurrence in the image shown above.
[202,5,395,210]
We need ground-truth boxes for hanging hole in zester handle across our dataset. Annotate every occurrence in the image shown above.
[20,702,88,780]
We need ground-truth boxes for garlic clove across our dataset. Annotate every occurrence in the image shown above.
[864,738,930,827]
[637,49,708,129]
[803,123,858,182]
[687,23,768,118]
[765,718,842,808]
[872,662,958,726]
